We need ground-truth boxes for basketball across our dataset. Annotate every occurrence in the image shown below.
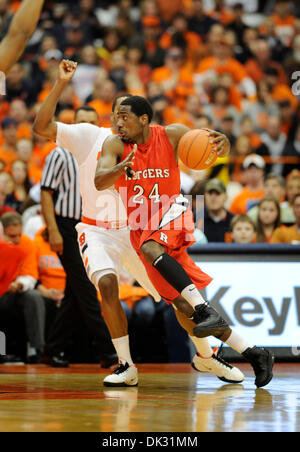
[178,129,218,170]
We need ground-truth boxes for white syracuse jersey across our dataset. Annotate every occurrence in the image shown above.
[56,122,127,225]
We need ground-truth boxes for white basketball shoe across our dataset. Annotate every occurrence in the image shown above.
[103,362,138,387]
[192,348,244,384]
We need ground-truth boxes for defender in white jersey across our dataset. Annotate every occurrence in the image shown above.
[33,60,245,388]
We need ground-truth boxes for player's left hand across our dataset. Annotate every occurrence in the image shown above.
[203,129,230,158]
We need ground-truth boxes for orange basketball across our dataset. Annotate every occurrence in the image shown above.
[178,129,218,170]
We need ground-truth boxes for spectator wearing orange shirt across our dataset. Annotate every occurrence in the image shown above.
[9,99,33,141]
[270,0,297,47]
[151,46,195,109]
[202,85,240,132]
[0,117,18,170]
[159,13,203,66]
[35,228,65,296]
[240,116,262,150]
[88,79,117,128]
[194,34,257,103]
[229,154,265,215]
[0,212,45,363]
[0,240,24,298]
[34,227,66,336]
[136,15,166,70]
[264,66,299,111]
[247,173,295,226]
[156,0,185,23]
[278,100,300,140]
[245,39,288,85]
[218,73,243,112]
[208,0,235,26]
[271,193,300,244]
[162,94,203,128]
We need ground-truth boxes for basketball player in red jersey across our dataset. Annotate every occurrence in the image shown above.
[95,96,274,388]
[0,1,45,77]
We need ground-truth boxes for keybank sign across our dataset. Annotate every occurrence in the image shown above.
[197,262,300,347]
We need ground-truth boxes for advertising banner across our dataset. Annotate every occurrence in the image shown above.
[196,262,300,348]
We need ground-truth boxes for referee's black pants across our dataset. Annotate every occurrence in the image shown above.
[45,216,115,359]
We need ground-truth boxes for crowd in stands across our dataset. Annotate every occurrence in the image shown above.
[0,0,300,363]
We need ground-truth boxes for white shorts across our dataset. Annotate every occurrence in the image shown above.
[75,223,161,302]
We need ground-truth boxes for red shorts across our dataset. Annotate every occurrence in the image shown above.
[130,199,212,302]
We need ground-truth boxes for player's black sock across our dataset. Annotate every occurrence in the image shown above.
[152,253,193,294]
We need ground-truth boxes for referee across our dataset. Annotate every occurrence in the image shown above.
[41,135,117,367]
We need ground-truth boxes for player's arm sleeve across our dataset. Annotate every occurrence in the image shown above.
[0,0,44,75]
[56,122,101,166]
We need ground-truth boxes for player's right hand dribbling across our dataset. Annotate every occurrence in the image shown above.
[58,59,78,83]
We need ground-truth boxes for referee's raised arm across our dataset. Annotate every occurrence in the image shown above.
[0,0,45,75]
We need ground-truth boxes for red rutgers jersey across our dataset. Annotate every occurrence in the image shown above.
[115,125,212,302]
[0,242,25,297]
[115,125,181,230]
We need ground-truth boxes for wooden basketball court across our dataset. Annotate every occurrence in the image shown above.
[0,363,299,432]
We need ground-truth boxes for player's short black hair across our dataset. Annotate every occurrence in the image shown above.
[112,93,133,112]
[74,105,98,117]
[120,96,153,123]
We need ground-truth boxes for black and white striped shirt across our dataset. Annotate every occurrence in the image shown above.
[41,147,82,220]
